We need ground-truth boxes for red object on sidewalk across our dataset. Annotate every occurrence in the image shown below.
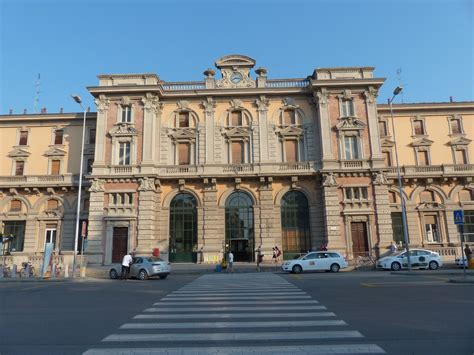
[153,248,160,257]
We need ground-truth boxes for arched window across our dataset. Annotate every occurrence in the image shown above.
[459,189,473,202]
[225,191,254,262]
[420,190,435,203]
[10,199,22,212]
[47,199,59,211]
[281,191,310,256]
[169,193,197,262]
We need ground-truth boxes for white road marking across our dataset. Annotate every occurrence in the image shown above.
[143,305,327,312]
[102,330,364,342]
[85,344,385,354]
[134,311,337,319]
[154,300,319,305]
[120,319,347,329]
[161,295,312,301]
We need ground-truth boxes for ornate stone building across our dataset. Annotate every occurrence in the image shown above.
[1,55,473,267]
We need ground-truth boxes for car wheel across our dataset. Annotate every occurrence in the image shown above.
[428,261,439,270]
[159,274,168,280]
[292,265,303,274]
[330,263,340,273]
[138,269,148,280]
[391,262,401,271]
[109,269,118,279]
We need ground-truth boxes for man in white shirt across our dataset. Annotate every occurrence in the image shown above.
[121,252,133,280]
[228,251,234,273]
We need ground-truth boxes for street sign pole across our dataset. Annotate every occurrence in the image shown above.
[454,210,466,279]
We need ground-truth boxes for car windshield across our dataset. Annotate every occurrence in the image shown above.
[146,257,164,262]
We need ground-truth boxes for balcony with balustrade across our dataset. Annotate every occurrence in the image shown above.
[0,174,79,188]
[385,164,474,178]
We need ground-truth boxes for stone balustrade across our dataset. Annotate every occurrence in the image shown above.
[386,164,474,178]
[0,174,76,187]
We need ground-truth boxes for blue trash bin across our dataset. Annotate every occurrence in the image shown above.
[215,264,222,272]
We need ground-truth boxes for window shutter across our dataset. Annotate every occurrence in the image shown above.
[178,143,190,165]
[455,149,467,164]
[89,129,96,144]
[47,199,59,210]
[285,140,297,162]
[19,131,28,145]
[417,150,428,165]
[231,111,242,126]
[424,215,436,225]
[51,160,61,174]
[232,141,244,164]
[451,119,461,134]
[15,161,24,176]
[459,190,473,201]
[10,200,22,212]
[284,110,295,125]
[383,151,392,166]
[54,130,64,145]
[413,120,424,135]
[379,121,387,136]
[179,112,189,127]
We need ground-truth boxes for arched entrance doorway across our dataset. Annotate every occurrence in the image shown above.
[169,193,197,262]
[281,190,311,259]
[225,191,254,262]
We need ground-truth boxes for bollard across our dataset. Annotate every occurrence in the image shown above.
[80,266,86,278]
[12,264,17,278]
[51,264,56,279]
[65,264,69,278]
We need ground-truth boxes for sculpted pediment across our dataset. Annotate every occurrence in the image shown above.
[215,55,256,68]
[411,137,433,147]
[381,137,395,147]
[8,147,31,158]
[109,123,138,136]
[44,147,67,157]
[336,117,366,130]
[417,202,445,210]
[448,136,471,146]
[223,127,251,138]
[277,126,304,137]
[169,128,196,140]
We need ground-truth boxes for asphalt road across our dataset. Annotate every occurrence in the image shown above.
[0,271,472,355]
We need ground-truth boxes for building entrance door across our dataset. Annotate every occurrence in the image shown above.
[229,239,253,262]
[112,227,128,263]
[351,222,369,257]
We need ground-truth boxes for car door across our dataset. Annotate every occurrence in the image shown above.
[301,253,318,270]
[401,251,419,269]
[416,250,430,268]
[129,257,143,277]
[315,252,330,270]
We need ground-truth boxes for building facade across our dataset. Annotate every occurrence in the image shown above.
[1,55,473,267]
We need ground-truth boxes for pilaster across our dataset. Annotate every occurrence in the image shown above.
[313,89,335,167]
[93,95,110,170]
[321,173,344,250]
[372,173,393,248]
[136,177,159,254]
[364,87,383,166]
[255,96,270,162]
[202,98,216,163]
[85,179,106,264]
[201,178,223,263]
[141,93,162,170]
[444,203,460,244]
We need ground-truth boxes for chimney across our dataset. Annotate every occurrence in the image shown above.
[87,106,91,112]
[23,109,27,114]
[60,107,64,113]
[41,107,46,114]
[449,96,453,103]
[9,109,13,115]
[387,98,390,104]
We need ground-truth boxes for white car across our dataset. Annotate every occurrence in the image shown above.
[282,251,348,273]
[455,257,467,267]
[376,249,442,271]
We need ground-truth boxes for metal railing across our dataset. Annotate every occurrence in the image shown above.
[161,82,206,91]
[266,79,310,88]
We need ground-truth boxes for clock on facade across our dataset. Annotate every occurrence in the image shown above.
[230,71,243,84]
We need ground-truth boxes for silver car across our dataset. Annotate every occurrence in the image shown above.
[109,256,171,280]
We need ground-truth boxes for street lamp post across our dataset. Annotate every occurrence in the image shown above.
[71,95,87,278]
[389,86,412,271]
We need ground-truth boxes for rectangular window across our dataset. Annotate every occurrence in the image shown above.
[344,136,360,160]
[455,149,467,164]
[15,161,24,176]
[283,110,296,125]
[121,106,132,123]
[51,160,61,175]
[425,215,440,243]
[179,112,189,127]
[285,140,298,162]
[45,227,57,248]
[345,187,368,200]
[3,221,26,252]
[119,142,131,165]
[383,151,392,166]
[450,118,462,134]
[378,121,388,136]
[54,130,64,145]
[19,131,28,146]
[178,143,190,165]
[10,200,22,212]
[464,211,474,243]
[231,111,242,126]
[391,212,404,244]
[89,128,96,144]
[413,120,425,135]
[231,141,245,164]
[341,100,355,117]
[417,150,429,165]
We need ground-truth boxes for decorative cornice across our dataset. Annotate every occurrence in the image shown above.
[89,179,106,192]
[322,173,338,187]
[138,177,156,192]
[109,123,138,137]
[8,147,31,158]
[336,117,367,130]
[373,172,389,185]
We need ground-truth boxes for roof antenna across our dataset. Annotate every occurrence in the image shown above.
[34,73,41,113]
[396,68,404,103]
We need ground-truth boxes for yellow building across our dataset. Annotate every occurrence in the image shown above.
[0,112,96,268]
[1,55,472,270]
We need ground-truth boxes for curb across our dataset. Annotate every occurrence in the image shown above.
[0,277,72,283]
[449,278,474,284]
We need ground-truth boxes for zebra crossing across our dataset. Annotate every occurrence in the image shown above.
[84,273,385,354]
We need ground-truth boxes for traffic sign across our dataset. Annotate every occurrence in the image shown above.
[453,210,464,225]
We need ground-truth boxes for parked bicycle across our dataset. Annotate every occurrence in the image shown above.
[356,254,377,269]
[19,262,35,278]
[1,265,12,278]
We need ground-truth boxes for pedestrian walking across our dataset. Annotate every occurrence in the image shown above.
[121,252,133,280]
[464,244,473,269]
[256,245,264,272]
[228,251,234,273]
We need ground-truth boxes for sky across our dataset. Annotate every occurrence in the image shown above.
[0,0,472,114]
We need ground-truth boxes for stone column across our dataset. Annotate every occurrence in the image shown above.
[405,202,420,246]
[85,179,106,264]
[141,93,162,172]
[311,184,325,249]
[364,87,383,167]
[23,216,38,252]
[255,96,270,162]
[372,173,394,251]
[136,177,159,254]
[321,173,344,250]
[202,98,216,163]
[313,89,336,168]
[201,178,222,263]
[93,95,110,173]
[258,177,278,255]
[444,203,459,244]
